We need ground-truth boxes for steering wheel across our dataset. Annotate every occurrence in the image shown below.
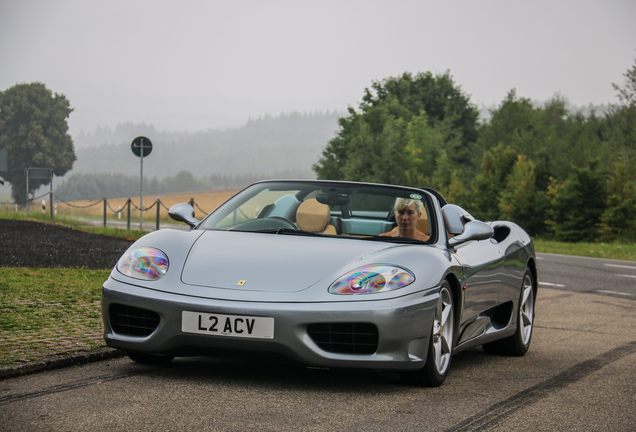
[267,216,299,230]
[232,217,299,231]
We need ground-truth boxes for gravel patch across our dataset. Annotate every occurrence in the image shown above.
[0,219,134,269]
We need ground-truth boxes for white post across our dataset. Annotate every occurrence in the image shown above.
[26,172,29,213]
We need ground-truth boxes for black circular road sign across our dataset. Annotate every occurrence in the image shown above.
[131,136,153,157]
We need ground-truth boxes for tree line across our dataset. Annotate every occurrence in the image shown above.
[0,94,340,203]
[70,111,342,181]
[53,169,314,202]
[3,63,634,243]
[314,62,636,242]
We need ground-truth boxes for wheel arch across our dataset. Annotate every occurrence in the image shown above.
[443,272,462,343]
[526,257,538,298]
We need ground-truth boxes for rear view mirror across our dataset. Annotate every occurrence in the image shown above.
[316,193,350,206]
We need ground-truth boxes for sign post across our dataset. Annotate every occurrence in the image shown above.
[131,136,153,230]
[25,167,53,220]
[0,149,7,186]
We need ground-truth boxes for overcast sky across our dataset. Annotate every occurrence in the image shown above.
[1,0,635,137]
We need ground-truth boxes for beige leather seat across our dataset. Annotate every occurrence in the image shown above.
[417,211,430,236]
[296,199,337,235]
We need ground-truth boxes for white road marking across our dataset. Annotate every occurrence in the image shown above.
[539,282,566,288]
[597,290,634,297]
[617,274,636,279]
[604,264,636,271]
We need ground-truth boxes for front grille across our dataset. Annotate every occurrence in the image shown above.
[307,323,379,354]
[109,303,160,337]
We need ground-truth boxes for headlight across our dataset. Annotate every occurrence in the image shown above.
[328,265,415,294]
[116,247,169,280]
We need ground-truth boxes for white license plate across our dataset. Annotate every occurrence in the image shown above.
[182,311,274,339]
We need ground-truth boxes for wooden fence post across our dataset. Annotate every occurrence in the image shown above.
[127,198,131,231]
[156,197,160,231]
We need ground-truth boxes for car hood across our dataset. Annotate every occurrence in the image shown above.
[180,230,399,293]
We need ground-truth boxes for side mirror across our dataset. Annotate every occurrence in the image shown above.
[441,204,475,235]
[168,203,200,228]
[448,220,494,247]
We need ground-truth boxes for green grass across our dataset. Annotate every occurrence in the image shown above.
[0,268,111,366]
[0,210,148,241]
[533,239,636,262]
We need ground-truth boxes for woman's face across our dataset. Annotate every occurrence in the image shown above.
[395,203,420,231]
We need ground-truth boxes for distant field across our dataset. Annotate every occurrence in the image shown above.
[53,188,241,222]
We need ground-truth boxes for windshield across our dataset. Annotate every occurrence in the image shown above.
[199,181,435,243]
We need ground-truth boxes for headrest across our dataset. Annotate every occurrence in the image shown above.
[417,212,430,236]
[296,199,330,232]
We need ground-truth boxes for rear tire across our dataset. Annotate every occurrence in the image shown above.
[483,269,535,356]
[401,281,455,387]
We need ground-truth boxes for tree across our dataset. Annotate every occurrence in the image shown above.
[477,90,537,151]
[0,82,75,204]
[403,111,442,186]
[162,170,203,193]
[314,71,479,182]
[431,150,464,205]
[313,109,361,180]
[337,97,410,185]
[547,161,606,242]
[499,155,547,235]
[598,163,636,241]
[606,58,636,177]
[471,143,518,221]
[612,58,636,107]
[361,71,479,149]
[477,91,563,189]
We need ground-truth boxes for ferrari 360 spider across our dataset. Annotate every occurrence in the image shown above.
[102,180,537,386]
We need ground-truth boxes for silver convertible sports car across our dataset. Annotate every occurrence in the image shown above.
[102,180,537,386]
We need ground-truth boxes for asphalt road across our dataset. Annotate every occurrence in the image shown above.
[1,254,635,431]
[536,252,636,299]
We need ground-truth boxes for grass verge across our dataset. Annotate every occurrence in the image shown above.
[0,268,111,367]
[0,211,147,241]
[534,239,636,262]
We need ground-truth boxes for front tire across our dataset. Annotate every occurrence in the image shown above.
[483,269,535,356]
[401,281,455,387]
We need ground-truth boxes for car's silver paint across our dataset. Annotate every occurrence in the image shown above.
[103,277,440,370]
[111,231,457,303]
[103,180,536,375]
[180,230,409,293]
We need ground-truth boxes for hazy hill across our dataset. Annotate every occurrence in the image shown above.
[70,111,342,180]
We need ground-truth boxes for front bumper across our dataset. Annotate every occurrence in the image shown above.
[102,277,439,371]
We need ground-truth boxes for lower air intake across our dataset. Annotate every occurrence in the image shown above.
[109,303,160,337]
[307,323,379,354]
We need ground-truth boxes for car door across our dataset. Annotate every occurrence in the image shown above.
[440,203,506,344]
[454,237,505,328]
